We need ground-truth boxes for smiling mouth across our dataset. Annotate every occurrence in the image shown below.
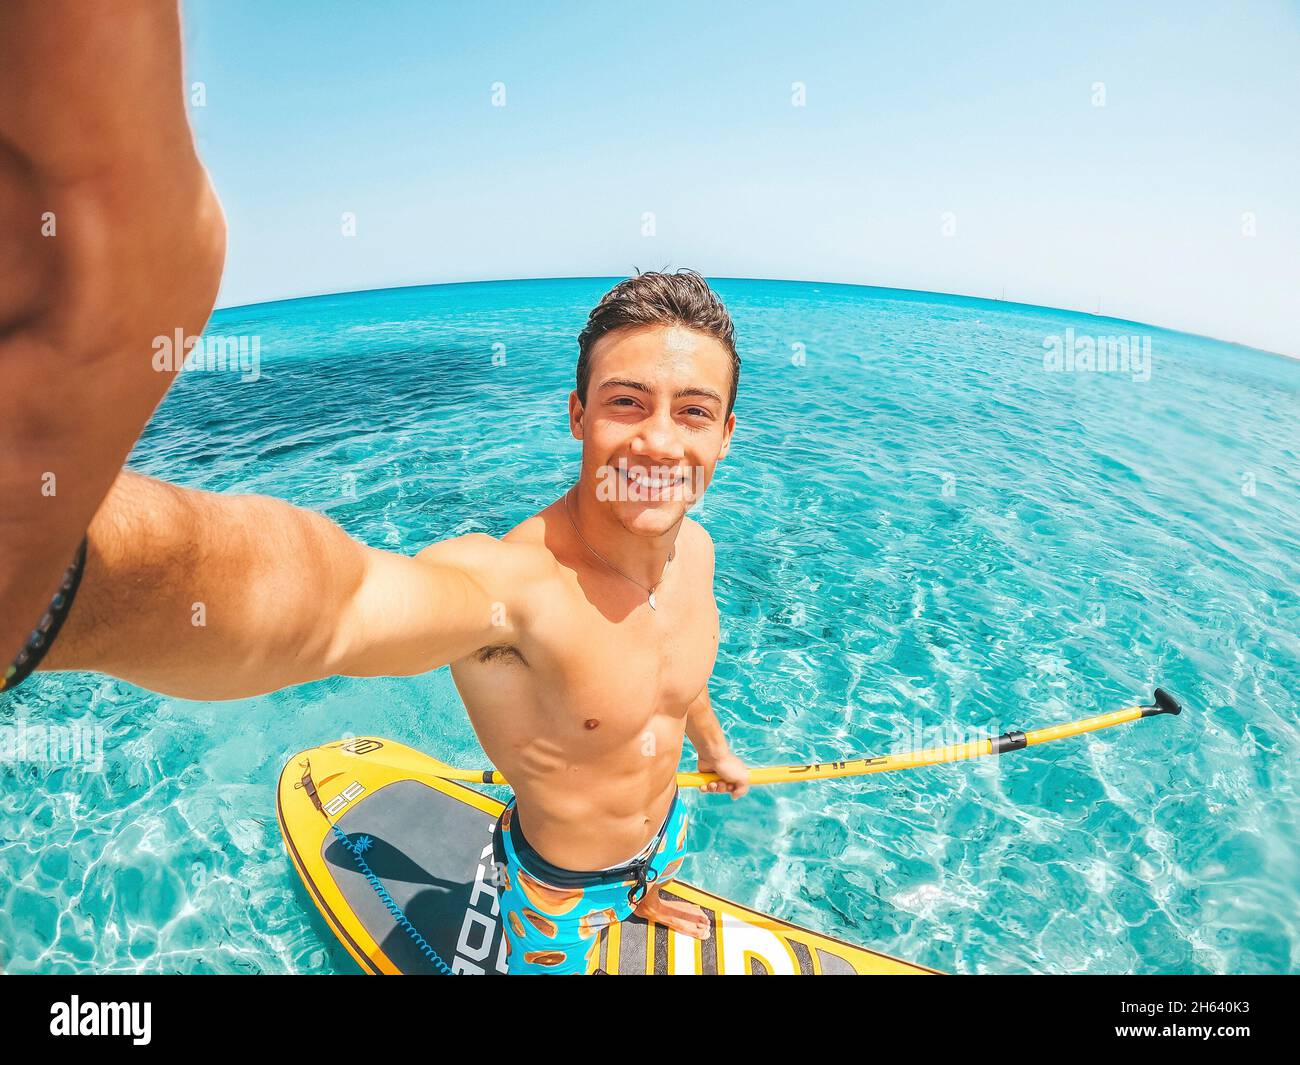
[607,463,697,503]
[621,466,688,490]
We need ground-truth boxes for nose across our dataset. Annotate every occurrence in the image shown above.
[631,406,685,461]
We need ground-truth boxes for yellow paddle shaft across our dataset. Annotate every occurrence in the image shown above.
[438,690,1181,789]
[682,704,1150,786]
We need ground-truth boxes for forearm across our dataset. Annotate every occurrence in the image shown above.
[685,686,732,760]
[0,1,226,661]
[41,472,365,700]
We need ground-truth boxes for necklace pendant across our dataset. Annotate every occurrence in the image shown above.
[648,592,657,610]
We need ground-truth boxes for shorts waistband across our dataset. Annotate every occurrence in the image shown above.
[497,787,680,890]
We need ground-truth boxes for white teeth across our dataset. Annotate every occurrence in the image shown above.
[625,468,684,488]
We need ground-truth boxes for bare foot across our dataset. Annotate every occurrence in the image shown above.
[633,888,711,940]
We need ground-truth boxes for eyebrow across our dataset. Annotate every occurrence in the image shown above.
[597,378,723,405]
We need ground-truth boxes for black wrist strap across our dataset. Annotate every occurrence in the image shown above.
[1,537,88,694]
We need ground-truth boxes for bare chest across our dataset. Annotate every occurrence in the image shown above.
[450,552,719,766]
[548,579,719,728]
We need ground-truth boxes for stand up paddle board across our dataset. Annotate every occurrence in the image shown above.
[277,736,937,975]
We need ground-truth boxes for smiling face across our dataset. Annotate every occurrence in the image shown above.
[569,324,736,536]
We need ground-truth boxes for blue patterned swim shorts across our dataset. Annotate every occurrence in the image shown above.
[490,789,690,975]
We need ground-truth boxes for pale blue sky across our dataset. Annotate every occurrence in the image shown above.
[184,0,1300,357]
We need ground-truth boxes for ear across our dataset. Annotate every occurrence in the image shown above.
[717,411,736,460]
[568,390,585,440]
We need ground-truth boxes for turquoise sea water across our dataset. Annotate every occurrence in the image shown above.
[2,278,1298,974]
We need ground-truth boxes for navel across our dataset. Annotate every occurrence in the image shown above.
[583,718,600,731]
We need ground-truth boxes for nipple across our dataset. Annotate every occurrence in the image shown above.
[583,718,600,731]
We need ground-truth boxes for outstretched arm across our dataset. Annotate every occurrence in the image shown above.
[40,472,547,700]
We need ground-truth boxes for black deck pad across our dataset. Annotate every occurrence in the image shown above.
[328,780,507,974]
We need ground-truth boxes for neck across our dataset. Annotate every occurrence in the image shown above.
[565,482,682,589]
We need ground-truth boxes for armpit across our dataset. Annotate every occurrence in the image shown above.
[475,643,529,667]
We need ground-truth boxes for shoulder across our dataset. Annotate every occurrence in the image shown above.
[415,532,561,642]
[414,533,560,628]
[416,531,557,585]
[682,514,715,568]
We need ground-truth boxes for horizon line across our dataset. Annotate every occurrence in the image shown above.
[214,274,1296,365]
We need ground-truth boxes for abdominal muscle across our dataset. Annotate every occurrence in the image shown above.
[450,657,688,871]
[505,754,681,871]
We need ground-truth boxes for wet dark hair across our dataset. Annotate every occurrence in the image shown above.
[576,269,740,416]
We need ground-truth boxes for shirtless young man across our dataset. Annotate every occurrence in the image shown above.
[32,270,752,975]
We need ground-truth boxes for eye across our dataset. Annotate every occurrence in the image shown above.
[684,407,711,418]
[610,397,638,407]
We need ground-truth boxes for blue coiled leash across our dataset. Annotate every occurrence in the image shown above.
[328,824,455,976]
[296,758,457,976]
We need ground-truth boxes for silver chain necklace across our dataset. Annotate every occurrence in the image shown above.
[562,488,675,610]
